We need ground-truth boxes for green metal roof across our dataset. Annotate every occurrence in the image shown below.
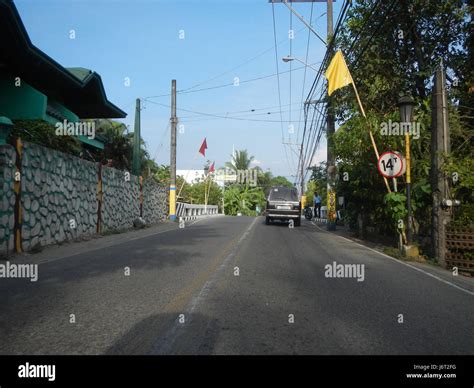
[66,68,94,83]
[0,0,127,120]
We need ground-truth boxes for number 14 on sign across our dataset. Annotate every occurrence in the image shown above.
[377,152,404,178]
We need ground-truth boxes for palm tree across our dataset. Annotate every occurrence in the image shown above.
[225,149,254,172]
[96,121,133,171]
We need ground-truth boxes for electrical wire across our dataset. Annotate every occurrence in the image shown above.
[272,2,295,174]
[144,99,306,123]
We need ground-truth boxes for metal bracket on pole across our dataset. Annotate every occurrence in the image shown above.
[278,0,327,47]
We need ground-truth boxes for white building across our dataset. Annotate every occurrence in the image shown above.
[177,168,238,188]
[176,170,206,184]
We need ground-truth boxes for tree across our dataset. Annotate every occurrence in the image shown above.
[329,0,472,248]
[186,180,222,207]
[11,119,82,156]
[257,170,294,195]
[307,162,327,206]
[224,184,266,216]
[11,118,161,179]
[154,164,170,184]
[257,170,273,193]
[336,0,469,116]
[225,149,254,171]
[270,176,293,188]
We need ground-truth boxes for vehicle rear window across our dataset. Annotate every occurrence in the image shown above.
[269,187,298,202]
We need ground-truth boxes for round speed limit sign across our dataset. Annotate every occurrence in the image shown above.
[377,151,404,178]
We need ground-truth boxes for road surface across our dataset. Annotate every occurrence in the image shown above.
[0,216,473,355]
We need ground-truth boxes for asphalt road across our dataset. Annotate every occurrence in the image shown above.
[0,216,473,355]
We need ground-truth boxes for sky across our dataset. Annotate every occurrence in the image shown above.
[15,0,341,182]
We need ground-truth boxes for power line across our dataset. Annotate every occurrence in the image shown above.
[298,0,351,190]
[152,123,170,162]
[302,85,326,183]
[179,101,304,119]
[180,107,303,121]
[145,99,306,123]
[346,0,383,56]
[144,23,317,100]
[288,6,296,170]
[350,0,398,70]
[272,2,295,174]
[144,61,321,100]
[296,1,314,145]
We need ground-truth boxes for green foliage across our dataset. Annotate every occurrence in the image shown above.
[336,0,469,113]
[328,0,473,242]
[269,175,293,188]
[220,149,286,215]
[384,192,407,226]
[186,180,222,207]
[257,170,293,195]
[224,184,265,216]
[307,162,327,206]
[95,120,132,170]
[11,120,82,156]
[444,155,474,227]
[154,164,171,184]
[11,118,160,180]
[225,149,254,171]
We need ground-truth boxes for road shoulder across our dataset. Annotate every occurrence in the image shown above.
[310,220,474,295]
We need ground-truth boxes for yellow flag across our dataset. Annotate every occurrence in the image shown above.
[324,50,353,96]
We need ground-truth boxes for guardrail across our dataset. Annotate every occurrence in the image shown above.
[176,202,219,220]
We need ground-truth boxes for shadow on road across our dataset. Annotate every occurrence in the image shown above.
[0,223,235,354]
[105,312,221,355]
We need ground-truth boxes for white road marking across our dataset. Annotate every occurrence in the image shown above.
[150,217,259,354]
[310,221,474,297]
[186,217,258,314]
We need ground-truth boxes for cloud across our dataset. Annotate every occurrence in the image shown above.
[250,159,262,166]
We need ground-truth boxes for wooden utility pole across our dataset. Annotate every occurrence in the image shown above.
[169,80,177,221]
[431,64,451,266]
[132,98,141,176]
[326,0,337,231]
[300,144,304,200]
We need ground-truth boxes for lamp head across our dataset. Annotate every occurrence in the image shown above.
[397,95,416,123]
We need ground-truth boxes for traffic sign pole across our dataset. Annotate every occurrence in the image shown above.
[405,132,412,245]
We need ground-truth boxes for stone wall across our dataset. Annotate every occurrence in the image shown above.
[21,142,97,250]
[0,141,169,255]
[142,178,168,224]
[0,144,16,257]
[101,167,140,232]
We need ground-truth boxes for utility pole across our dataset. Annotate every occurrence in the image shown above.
[326,0,337,231]
[169,80,177,221]
[300,144,304,198]
[431,64,451,266]
[132,98,141,176]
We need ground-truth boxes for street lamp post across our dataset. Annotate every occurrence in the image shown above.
[282,56,336,230]
[397,95,415,245]
[282,56,320,73]
[282,56,321,217]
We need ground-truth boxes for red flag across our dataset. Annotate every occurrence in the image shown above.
[209,162,215,173]
[199,138,207,156]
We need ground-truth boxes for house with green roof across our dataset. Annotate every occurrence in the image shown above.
[0,0,126,149]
